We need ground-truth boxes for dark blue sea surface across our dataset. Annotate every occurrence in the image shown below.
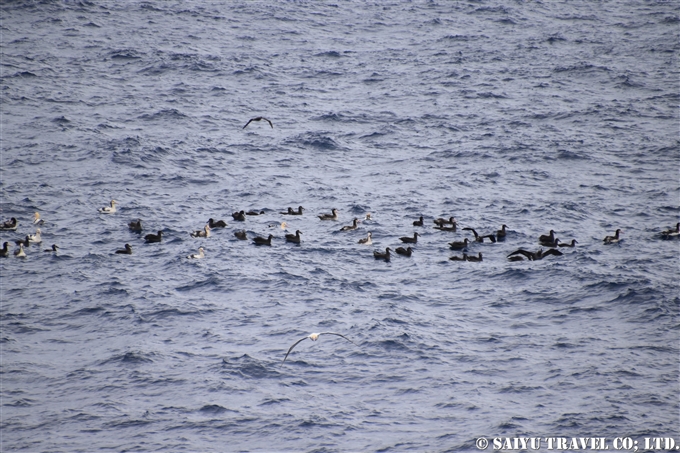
[1,1,678,451]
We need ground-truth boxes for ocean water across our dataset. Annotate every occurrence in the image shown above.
[1,1,678,451]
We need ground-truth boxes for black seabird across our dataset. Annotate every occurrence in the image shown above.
[395,246,413,257]
[282,206,304,215]
[538,230,556,244]
[413,216,424,227]
[373,247,391,261]
[496,224,508,239]
[448,238,469,250]
[540,237,560,248]
[128,219,143,232]
[603,229,622,244]
[462,227,496,243]
[246,210,265,216]
[115,244,132,254]
[208,218,227,228]
[234,230,247,240]
[557,239,578,247]
[318,209,339,220]
[399,232,420,244]
[466,252,483,262]
[507,248,562,261]
[253,234,274,246]
[285,230,302,244]
[340,218,359,231]
[44,244,59,253]
[434,216,456,227]
[15,236,30,247]
[0,242,9,257]
[243,117,273,129]
[145,231,163,243]
[232,211,246,221]
[0,217,18,231]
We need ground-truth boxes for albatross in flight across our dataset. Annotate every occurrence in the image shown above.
[282,332,357,364]
[243,117,273,129]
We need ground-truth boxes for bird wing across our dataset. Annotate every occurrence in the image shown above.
[243,119,253,129]
[462,227,478,237]
[319,332,357,346]
[482,234,497,243]
[282,336,310,363]
[507,249,533,259]
[264,118,273,128]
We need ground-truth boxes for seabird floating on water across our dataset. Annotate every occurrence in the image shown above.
[466,252,483,262]
[399,232,419,244]
[463,227,496,243]
[281,206,304,215]
[115,244,132,255]
[28,228,42,244]
[269,221,287,230]
[318,209,339,220]
[33,212,44,225]
[603,229,622,244]
[540,236,560,248]
[44,244,59,253]
[373,247,391,261]
[232,211,246,221]
[340,218,359,231]
[246,210,266,216]
[208,218,227,228]
[395,246,413,257]
[187,247,205,259]
[282,332,357,364]
[434,216,456,227]
[413,216,424,227]
[538,230,556,244]
[191,225,211,238]
[557,239,578,247]
[15,236,30,247]
[0,217,17,231]
[253,234,274,246]
[0,242,9,257]
[448,238,469,250]
[243,116,273,129]
[507,248,562,261]
[496,224,508,239]
[285,230,302,244]
[449,253,467,261]
[358,232,372,245]
[128,219,143,232]
[145,231,163,243]
[14,243,26,258]
[661,222,679,238]
[234,230,247,240]
[98,200,118,214]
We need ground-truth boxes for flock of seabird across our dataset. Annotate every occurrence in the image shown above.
[2,201,678,363]
[4,120,677,363]
[2,206,678,264]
